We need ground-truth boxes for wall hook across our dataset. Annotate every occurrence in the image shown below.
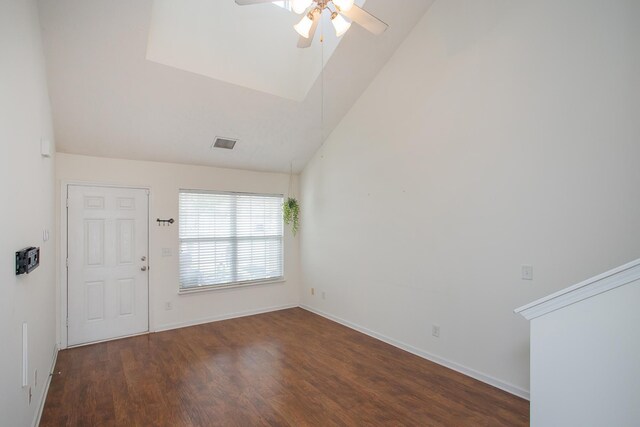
[156,218,175,226]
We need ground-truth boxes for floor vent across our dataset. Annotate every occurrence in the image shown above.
[212,137,237,150]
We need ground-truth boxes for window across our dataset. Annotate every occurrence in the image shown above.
[272,1,292,11]
[179,190,284,291]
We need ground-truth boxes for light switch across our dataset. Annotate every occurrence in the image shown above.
[522,265,533,281]
[40,138,52,158]
[161,248,172,257]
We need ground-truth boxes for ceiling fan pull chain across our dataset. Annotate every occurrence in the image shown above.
[320,15,325,145]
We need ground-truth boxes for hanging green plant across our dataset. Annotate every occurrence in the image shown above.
[283,197,300,236]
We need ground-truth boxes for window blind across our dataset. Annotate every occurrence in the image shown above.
[179,190,284,290]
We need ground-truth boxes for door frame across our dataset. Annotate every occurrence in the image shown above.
[59,181,152,349]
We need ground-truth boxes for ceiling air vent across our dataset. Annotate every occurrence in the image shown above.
[212,137,237,150]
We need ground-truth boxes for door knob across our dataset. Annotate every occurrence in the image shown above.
[141,266,147,271]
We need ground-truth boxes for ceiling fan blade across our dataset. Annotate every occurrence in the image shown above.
[235,0,274,5]
[341,5,388,35]
[297,10,320,49]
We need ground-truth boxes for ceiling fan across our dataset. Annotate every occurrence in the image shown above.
[234,0,389,48]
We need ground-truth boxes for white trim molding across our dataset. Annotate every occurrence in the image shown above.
[515,258,640,321]
[33,344,59,427]
[300,305,530,400]
[155,304,298,333]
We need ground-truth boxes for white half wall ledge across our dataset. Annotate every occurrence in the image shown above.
[515,258,640,321]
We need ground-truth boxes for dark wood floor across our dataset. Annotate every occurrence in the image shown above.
[41,308,528,426]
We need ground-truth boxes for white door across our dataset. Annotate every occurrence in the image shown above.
[67,185,149,346]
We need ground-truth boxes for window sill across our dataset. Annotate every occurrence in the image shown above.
[178,278,286,295]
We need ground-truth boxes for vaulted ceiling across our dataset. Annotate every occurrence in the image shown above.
[38,0,434,173]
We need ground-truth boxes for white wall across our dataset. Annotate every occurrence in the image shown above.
[0,0,57,425]
[56,153,300,343]
[300,0,640,396]
[530,279,640,426]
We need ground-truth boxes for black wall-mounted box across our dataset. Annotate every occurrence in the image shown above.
[16,247,40,275]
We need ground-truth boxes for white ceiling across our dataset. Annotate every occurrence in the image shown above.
[147,0,352,101]
[38,0,434,173]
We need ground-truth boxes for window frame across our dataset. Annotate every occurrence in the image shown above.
[178,188,285,294]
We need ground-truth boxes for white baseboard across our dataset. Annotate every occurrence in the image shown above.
[299,304,530,401]
[33,344,59,427]
[154,304,298,333]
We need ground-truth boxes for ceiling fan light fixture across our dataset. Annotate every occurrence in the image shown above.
[291,0,313,14]
[294,12,314,38]
[331,12,351,37]
[332,0,355,12]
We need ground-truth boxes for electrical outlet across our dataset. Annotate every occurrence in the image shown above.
[522,265,533,281]
[432,325,440,338]
[311,288,315,296]
[165,302,173,310]
[321,291,326,300]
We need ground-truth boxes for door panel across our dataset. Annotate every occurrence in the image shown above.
[84,219,105,266]
[85,281,105,321]
[67,185,149,346]
[118,278,135,316]
[116,219,135,265]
